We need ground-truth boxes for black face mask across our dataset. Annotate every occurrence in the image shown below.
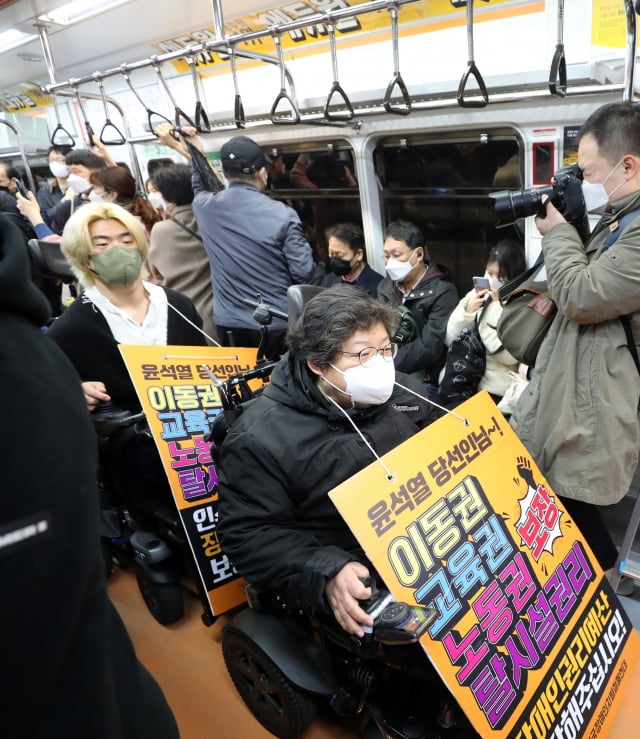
[329,256,353,276]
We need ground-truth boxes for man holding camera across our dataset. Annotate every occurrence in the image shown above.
[511,102,640,586]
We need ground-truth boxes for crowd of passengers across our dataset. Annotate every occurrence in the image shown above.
[4,100,640,736]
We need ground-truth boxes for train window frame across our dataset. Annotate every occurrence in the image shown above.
[264,140,362,264]
[373,130,525,297]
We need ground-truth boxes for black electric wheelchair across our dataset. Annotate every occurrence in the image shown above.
[210,286,479,739]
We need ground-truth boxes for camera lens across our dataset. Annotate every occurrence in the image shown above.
[491,188,544,223]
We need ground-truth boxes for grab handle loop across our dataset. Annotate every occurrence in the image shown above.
[50,92,75,147]
[71,83,95,143]
[94,75,126,145]
[456,0,489,108]
[187,56,211,133]
[548,1,567,97]
[383,6,411,116]
[151,57,197,134]
[457,62,489,108]
[121,65,176,138]
[229,47,246,129]
[323,22,354,122]
[548,46,567,97]
[269,35,300,125]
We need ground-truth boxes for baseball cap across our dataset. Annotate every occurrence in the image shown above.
[220,136,271,174]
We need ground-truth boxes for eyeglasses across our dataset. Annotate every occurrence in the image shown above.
[337,343,398,366]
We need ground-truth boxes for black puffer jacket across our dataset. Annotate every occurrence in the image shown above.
[0,215,179,739]
[378,264,458,382]
[218,353,439,609]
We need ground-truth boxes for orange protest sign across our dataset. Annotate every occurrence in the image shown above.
[330,391,640,737]
[120,344,259,616]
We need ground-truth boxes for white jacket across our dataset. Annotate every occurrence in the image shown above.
[442,288,519,397]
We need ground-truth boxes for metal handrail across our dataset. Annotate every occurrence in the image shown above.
[117,81,626,143]
[42,0,420,93]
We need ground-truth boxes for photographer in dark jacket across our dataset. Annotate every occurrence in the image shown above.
[218,285,440,638]
[377,221,458,386]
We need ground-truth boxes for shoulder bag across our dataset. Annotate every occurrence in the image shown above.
[497,206,640,367]
[496,252,556,367]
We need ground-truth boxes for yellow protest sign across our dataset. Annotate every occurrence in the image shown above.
[120,344,259,616]
[330,392,640,737]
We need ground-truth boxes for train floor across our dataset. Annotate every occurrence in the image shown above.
[109,566,640,738]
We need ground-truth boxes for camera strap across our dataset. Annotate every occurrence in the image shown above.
[601,207,640,252]
[599,207,640,381]
[498,251,545,302]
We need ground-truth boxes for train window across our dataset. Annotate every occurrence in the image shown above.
[266,143,360,263]
[374,134,524,296]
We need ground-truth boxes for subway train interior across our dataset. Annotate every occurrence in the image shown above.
[2,0,640,737]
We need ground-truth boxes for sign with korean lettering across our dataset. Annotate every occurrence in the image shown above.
[120,344,259,615]
[0,87,52,113]
[329,391,640,738]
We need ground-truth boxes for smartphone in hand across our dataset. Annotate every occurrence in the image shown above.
[473,276,490,291]
[14,180,28,198]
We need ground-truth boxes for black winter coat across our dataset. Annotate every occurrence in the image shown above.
[47,286,206,411]
[378,264,458,383]
[217,353,440,609]
[0,215,179,739]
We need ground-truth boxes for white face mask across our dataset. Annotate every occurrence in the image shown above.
[88,190,104,203]
[67,174,91,194]
[581,158,626,212]
[148,191,166,210]
[325,353,396,406]
[385,251,418,282]
[49,161,69,179]
[484,271,505,290]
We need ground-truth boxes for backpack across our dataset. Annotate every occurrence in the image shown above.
[438,321,487,407]
[439,296,499,407]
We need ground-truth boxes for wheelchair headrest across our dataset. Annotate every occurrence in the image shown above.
[27,239,75,282]
[286,284,324,324]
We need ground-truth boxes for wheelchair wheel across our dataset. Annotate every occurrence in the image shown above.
[135,570,184,626]
[222,629,316,739]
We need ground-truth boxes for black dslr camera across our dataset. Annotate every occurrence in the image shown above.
[491,163,585,227]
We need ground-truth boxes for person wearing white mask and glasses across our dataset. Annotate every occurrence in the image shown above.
[218,285,441,637]
[512,101,640,597]
[377,220,458,389]
[36,144,73,227]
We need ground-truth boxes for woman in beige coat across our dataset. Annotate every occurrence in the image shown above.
[148,163,218,345]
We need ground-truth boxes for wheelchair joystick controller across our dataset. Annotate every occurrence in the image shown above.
[358,577,395,635]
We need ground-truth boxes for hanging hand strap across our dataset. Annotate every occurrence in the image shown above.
[270,35,300,124]
[457,0,489,108]
[548,0,567,96]
[229,47,246,129]
[50,92,75,147]
[187,56,211,134]
[383,6,411,115]
[323,23,355,122]
[95,75,126,145]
